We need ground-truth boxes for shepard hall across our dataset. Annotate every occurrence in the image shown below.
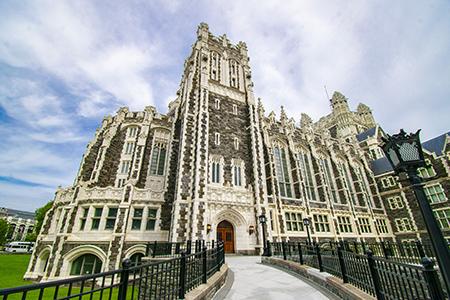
[25,23,450,281]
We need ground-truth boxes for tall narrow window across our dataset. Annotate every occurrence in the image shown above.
[234,137,239,150]
[229,60,239,88]
[297,152,316,201]
[215,99,220,110]
[125,142,135,155]
[105,207,118,230]
[319,158,339,203]
[128,127,138,138]
[79,207,89,231]
[91,207,103,230]
[150,143,167,176]
[214,133,220,146]
[232,104,238,115]
[120,161,130,174]
[353,166,369,206]
[233,165,242,187]
[273,147,292,198]
[132,208,143,230]
[146,208,157,231]
[210,52,220,81]
[211,161,221,183]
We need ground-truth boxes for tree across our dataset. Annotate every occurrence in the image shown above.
[0,219,8,246]
[26,201,54,242]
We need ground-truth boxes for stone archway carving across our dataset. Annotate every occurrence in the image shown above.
[214,208,247,228]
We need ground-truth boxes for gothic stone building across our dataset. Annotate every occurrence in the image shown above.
[25,23,449,281]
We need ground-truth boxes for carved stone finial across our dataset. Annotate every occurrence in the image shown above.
[268,111,276,123]
[280,106,288,124]
[300,113,313,128]
[357,103,371,113]
[197,22,209,40]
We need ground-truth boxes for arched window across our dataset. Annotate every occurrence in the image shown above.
[150,142,167,176]
[130,253,144,267]
[37,250,50,274]
[70,254,102,275]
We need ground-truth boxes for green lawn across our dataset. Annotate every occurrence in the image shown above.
[0,254,32,289]
[0,254,137,299]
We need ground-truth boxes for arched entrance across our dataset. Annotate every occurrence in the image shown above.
[217,220,234,253]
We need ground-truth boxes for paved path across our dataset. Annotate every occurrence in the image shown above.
[216,256,330,300]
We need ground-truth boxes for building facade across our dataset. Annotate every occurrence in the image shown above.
[0,207,35,242]
[25,23,449,281]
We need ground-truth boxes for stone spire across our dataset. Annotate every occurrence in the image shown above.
[280,105,288,126]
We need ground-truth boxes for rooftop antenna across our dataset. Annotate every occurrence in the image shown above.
[324,85,330,100]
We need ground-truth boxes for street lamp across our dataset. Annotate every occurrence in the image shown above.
[303,218,312,245]
[381,129,450,295]
[258,214,269,256]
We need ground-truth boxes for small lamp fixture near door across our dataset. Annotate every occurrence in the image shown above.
[248,225,255,235]
[206,224,212,234]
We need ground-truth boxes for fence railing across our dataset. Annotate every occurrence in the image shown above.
[321,240,438,265]
[0,241,225,300]
[269,241,446,300]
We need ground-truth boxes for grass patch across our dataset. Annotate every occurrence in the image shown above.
[0,254,32,289]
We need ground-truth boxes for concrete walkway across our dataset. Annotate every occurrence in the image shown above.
[215,256,330,300]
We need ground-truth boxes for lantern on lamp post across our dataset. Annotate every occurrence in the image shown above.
[259,214,270,256]
[381,129,450,295]
[303,217,312,245]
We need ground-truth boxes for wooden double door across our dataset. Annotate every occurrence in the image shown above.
[216,220,234,253]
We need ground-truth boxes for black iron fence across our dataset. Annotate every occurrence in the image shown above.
[321,240,437,265]
[270,241,446,300]
[145,240,217,258]
[0,241,225,300]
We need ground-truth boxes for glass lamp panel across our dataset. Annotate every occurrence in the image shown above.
[388,148,400,167]
[399,142,420,162]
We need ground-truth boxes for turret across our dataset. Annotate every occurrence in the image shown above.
[357,103,376,128]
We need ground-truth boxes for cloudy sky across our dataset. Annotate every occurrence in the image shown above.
[0,1,449,211]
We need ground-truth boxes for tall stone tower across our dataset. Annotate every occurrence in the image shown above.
[167,23,268,253]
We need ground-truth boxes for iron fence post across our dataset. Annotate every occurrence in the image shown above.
[416,240,426,258]
[367,250,384,300]
[266,241,272,257]
[421,257,445,300]
[381,241,389,259]
[118,258,131,300]
[282,241,287,260]
[298,242,304,265]
[152,241,157,258]
[353,241,359,254]
[337,244,348,283]
[361,240,367,254]
[187,240,192,254]
[179,251,187,299]
[212,240,215,249]
[315,243,323,272]
[202,246,207,284]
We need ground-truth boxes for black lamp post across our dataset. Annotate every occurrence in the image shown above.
[259,214,269,256]
[381,129,450,295]
[303,217,312,245]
